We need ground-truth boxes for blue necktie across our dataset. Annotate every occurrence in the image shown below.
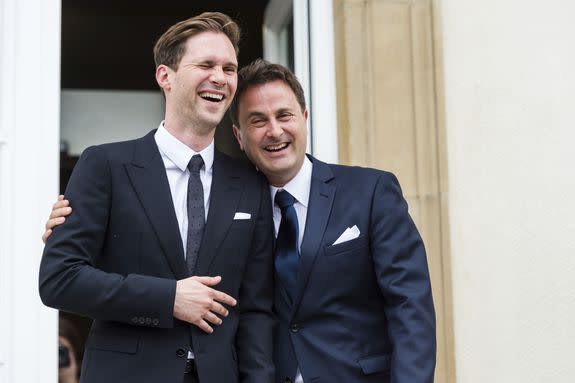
[186,154,205,275]
[275,190,299,300]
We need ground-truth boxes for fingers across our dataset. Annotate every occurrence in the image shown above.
[211,290,237,307]
[52,196,69,209]
[46,215,66,228]
[49,206,72,220]
[209,301,229,317]
[203,311,223,326]
[42,197,72,243]
[192,276,237,306]
[41,229,52,244]
[196,319,214,334]
[194,275,222,286]
[173,277,236,332]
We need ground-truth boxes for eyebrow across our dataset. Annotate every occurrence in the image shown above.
[245,111,267,119]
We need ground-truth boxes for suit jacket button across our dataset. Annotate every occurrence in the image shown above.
[176,348,187,358]
[284,378,292,383]
[290,323,299,333]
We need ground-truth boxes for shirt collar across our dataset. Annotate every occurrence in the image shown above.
[270,156,313,208]
[155,121,214,172]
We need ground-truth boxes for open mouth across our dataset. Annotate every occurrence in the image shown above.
[199,91,224,103]
[264,142,289,152]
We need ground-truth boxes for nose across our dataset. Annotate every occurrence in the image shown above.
[266,118,283,138]
[209,66,226,86]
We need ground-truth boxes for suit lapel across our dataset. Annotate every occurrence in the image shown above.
[194,151,243,275]
[291,157,335,311]
[125,130,188,280]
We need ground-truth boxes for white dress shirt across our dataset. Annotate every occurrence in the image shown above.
[270,156,313,383]
[155,122,214,360]
[154,122,214,258]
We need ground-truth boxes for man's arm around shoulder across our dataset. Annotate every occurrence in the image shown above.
[39,145,176,328]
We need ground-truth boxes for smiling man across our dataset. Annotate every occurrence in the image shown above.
[39,13,274,383]
[230,59,436,383]
[43,56,436,382]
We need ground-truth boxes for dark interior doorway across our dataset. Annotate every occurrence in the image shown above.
[58,0,269,375]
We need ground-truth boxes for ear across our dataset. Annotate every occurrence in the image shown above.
[155,65,172,92]
[303,108,309,122]
[232,125,245,151]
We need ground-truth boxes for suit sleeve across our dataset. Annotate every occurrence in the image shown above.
[235,174,276,382]
[370,172,436,382]
[39,146,176,328]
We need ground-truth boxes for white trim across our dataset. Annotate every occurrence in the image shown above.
[0,0,60,381]
[309,0,339,163]
[263,0,293,66]
[292,0,312,154]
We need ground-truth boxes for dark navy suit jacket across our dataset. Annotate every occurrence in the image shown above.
[39,130,275,383]
[274,156,436,383]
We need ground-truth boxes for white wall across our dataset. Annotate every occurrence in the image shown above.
[440,1,575,382]
[61,90,164,156]
[0,0,60,382]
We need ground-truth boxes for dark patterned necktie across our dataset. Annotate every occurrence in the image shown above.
[274,189,299,300]
[186,154,205,275]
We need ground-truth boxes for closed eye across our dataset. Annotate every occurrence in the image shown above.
[277,113,294,121]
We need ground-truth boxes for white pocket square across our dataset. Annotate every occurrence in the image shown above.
[233,212,251,220]
[332,225,360,245]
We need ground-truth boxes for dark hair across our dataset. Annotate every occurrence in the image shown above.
[230,59,306,127]
[153,12,240,71]
[59,317,83,377]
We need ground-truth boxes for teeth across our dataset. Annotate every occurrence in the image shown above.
[199,92,223,101]
[265,143,288,151]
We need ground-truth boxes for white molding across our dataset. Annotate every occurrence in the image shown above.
[263,0,293,32]
[309,0,338,163]
[0,0,60,381]
[292,0,312,154]
[263,0,292,65]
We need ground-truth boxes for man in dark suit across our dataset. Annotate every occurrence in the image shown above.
[229,59,436,382]
[45,58,436,382]
[39,13,275,383]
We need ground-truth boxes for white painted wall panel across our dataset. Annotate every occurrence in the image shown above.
[440,1,575,381]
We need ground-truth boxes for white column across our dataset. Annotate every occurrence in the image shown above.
[308,0,338,163]
[0,0,60,382]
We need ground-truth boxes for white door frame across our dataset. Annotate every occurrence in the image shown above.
[0,0,60,382]
[263,0,338,163]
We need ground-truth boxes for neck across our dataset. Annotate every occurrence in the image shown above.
[267,169,299,188]
[163,113,215,152]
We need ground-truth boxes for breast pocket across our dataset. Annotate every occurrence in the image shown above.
[324,235,369,256]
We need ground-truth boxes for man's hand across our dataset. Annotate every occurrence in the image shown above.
[42,195,72,243]
[174,276,237,334]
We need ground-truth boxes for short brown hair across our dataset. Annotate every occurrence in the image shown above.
[153,12,240,71]
[230,59,307,127]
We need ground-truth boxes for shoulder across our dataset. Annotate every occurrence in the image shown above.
[215,150,266,182]
[78,131,153,163]
[314,157,398,187]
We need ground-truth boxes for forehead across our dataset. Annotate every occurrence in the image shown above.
[182,31,237,62]
[239,80,298,110]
